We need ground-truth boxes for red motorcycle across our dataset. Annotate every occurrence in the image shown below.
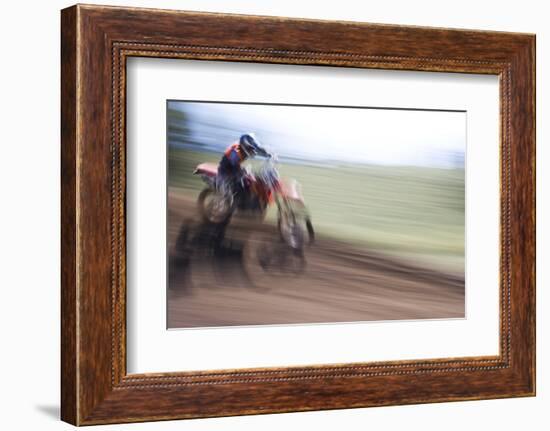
[193,157,314,251]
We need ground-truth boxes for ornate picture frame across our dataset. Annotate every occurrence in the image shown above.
[61,4,535,425]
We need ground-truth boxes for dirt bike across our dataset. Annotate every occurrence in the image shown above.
[193,157,314,251]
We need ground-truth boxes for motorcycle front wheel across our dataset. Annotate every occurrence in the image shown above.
[277,204,314,249]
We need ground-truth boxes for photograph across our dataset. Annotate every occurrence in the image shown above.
[167,100,466,329]
[50,1,536,426]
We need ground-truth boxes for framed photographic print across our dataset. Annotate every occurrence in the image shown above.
[61,4,535,425]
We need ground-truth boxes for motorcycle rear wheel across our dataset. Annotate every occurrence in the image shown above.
[197,188,233,225]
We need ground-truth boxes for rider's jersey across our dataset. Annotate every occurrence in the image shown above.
[218,142,247,175]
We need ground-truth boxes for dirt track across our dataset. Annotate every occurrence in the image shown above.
[167,192,465,328]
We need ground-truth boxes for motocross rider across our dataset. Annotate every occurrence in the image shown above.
[217,133,271,205]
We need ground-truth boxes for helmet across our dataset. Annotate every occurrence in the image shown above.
[239,133,262,157]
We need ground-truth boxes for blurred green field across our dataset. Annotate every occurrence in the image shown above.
[169,147,465,273]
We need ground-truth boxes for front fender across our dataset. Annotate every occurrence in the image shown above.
[279,178,304,203]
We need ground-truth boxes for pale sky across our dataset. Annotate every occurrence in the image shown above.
[171,101,466,167]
